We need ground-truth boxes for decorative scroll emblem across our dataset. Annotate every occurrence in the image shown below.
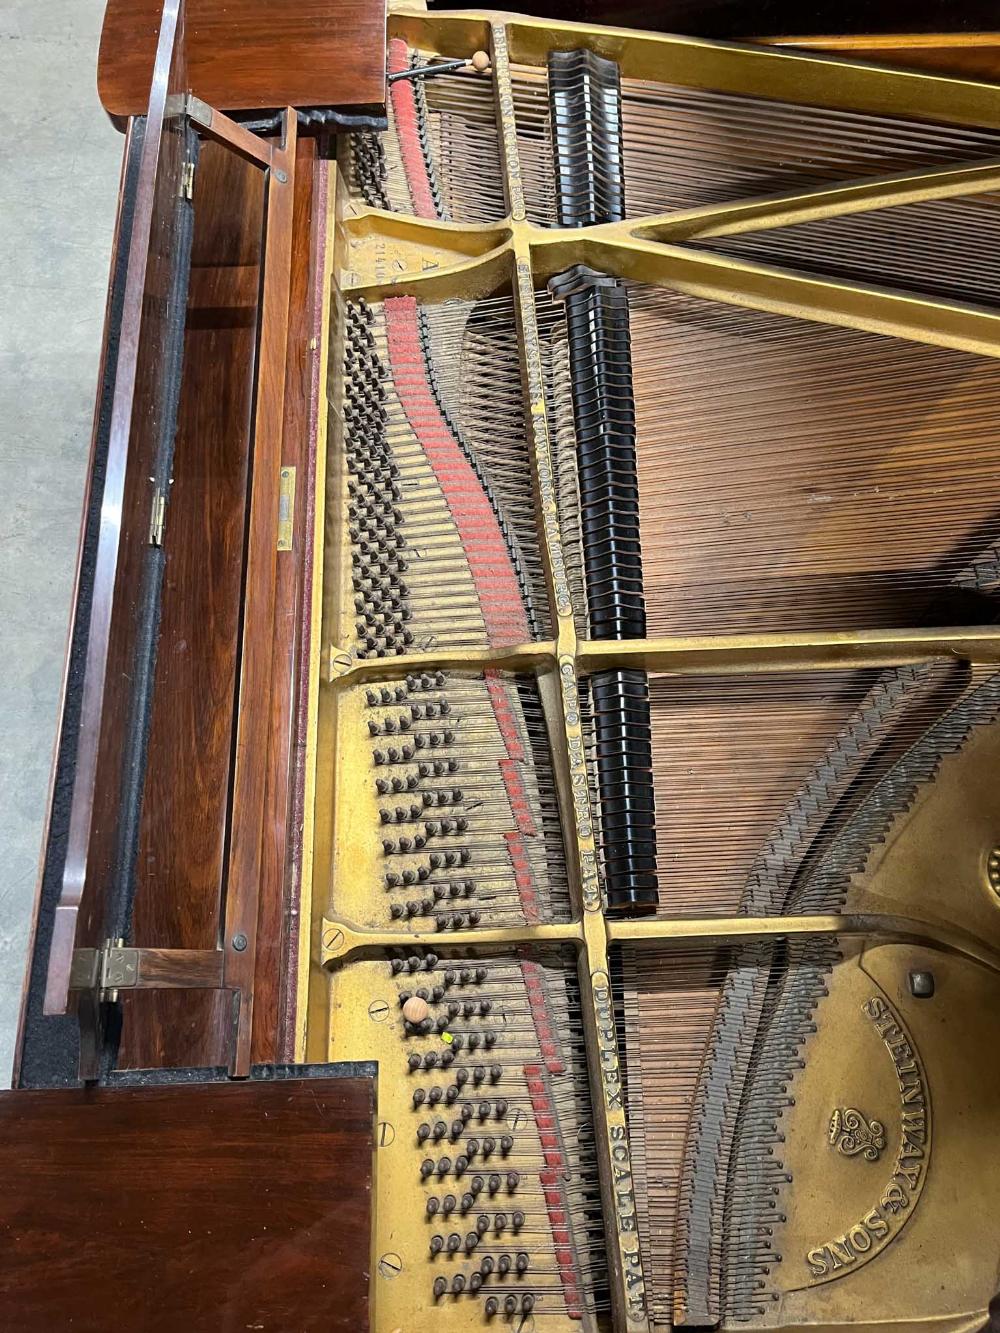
[807,996,930,1283]
[828,1108,886,1162]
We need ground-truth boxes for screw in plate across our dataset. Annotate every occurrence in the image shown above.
[908,970,934,998]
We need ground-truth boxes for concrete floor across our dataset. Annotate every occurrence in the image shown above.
[0,0,121,1083]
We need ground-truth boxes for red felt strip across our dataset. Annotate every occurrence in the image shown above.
[382,292,583,1316]
[387,39,438,219]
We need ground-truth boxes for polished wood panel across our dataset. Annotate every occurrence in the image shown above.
[223,113,299,1077]
[771,34,1000,81]
[99,0,387,119]
[45,0,185,1021]
[128,948,225,988]
[0,1077,374,1331]
[252,135,320,1063]
[118,142,265,1072]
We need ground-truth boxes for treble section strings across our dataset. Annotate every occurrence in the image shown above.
[628,285,1000,636]
[695,191,1000,309]
[511,60,1000,222]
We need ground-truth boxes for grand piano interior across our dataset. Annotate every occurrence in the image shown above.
[10,0,1000,1328]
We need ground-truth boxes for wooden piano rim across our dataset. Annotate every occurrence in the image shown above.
[36,0,302,1082]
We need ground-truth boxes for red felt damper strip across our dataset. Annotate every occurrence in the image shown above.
[523,1050,581,1317]
[501,759,538,837]
[388,37,438,220]
[384,298,530,648]
[385,294,580,1310]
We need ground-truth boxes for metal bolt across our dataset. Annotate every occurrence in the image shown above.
[232,933,248,952]
[909,970,934,998]
[274,168,288,184]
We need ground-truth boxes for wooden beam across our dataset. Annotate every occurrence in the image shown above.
[223,110,298,1078]
[185,95,274,170]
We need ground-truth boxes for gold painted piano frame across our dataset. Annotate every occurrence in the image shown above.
[306,10,1000,1331]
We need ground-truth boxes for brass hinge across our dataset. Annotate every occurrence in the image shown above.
[149,487,167,546]
[277,465,296,551]
[68,943,226,998]
[69,939,137,1001]
[181,159,195,200]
